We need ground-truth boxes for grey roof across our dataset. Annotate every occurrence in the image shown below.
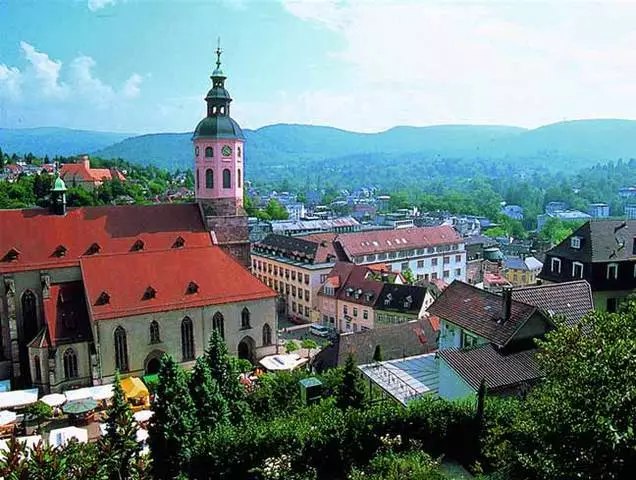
[504,256,528,271]
[439,344,541,392]
[512,280,593,327]
[545,220,636,263]
[193,115,244,140]
[376,283,429,315]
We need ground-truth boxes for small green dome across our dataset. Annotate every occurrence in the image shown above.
[193,116,244,140]
[52,175,67,192]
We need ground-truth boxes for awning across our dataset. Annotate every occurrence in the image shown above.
[0,389,38,409]
[64,384,114,402]
[121,377,149,400]
[40,393,66,407]
[259,353,308,371]
[48,426,88,447]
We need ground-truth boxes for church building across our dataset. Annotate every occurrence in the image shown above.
[0,46,274,393]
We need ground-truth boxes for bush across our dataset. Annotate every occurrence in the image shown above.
[349,450,449,480]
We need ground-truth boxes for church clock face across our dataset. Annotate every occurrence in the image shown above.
[222,145,232,157]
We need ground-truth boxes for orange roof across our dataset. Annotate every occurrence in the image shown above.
[60,163,126,182]
[81,246,276,321]
[0,204,213,273]
[336,226,461,258]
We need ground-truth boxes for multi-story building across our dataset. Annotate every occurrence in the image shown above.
[625,205,636,220]
[502,256,543,286]
[588,203,610,218]
[60,155,126,192]
[335,226,466,283]
[540,220,636,312]
[251,233,343,323]
[537,210,592,230]
[270,217,360,236]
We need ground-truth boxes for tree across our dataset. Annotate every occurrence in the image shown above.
[101,371,141,480]
[265,199,289,220]
[510,301,636,479]
[189,357,229,435]
[402,268,415,285]
[335,354,365,409]
[285,340,299,354]
[148,355,199,479]
[373,345,383,363]
[300,339,317,359]
[23,401,52,433]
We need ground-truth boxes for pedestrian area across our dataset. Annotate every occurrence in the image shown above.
[359,353,439,406]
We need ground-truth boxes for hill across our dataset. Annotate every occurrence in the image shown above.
[0,127,134,157]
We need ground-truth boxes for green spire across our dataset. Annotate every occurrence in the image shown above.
[52,174,67,192]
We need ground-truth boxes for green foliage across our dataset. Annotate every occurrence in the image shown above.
[148,355,199,479]
[402,267,415,285]
[335,354,365,410]
[373,345,383,363]
[228,355,253,373]
[300,338,318,358]
[188,357,230,435]
[246,370,310,419]
[285,340,299,354]
[101,371,141,480]
[349,450,449,480]
[507,302,636,480]
[538,217,583,245]
[23,401,52,432]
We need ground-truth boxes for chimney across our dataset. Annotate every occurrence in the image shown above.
[81,155,90,169]
[502,286,513,322]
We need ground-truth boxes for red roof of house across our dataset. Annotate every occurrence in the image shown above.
[81,246,276,321]
[319,262,384,307]
[292,232,340,264]
[60,163,126,182]
[0,204,213,273]
[336,226,461,258]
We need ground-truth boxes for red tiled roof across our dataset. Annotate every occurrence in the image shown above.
[298,233,339,264]
[427,281,545,346]
[60,163,126,182]
[37,282,93,347]
[0,204,213,273]
[336,226,461,258]
[319,262,384,307]
[81,246,276,321]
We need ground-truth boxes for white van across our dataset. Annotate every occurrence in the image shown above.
[310,324,330,337]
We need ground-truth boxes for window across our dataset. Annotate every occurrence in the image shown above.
[363,310,368,319]
[570,237,581,249]
[213,312,225,339]
[274,266,278,275]
[551,257,561,274]
[462,332,479,348]
[195,146,200,157]
[607,263,618,280]
[150,320,161,344]
[304,274,310,285]
[114,326,129,372]
[63,348,78,379]
[181,317,195,360]
[388,252,397,259]
[21,290,37,333]
[443,270,450,278]
[324,285,335,296]
[223,169,231,188]
[572,262,584,279]
[237,169,241,188]
[33,356,41,382]
[401,262,409,271]
[417,260,424,268]
[205,146,213,158]
[292,271,296,281]
[455,268,461,276]
[285,269,290,279]
[304,289,310,301]
[344,305,348,315]
[452,244,458,251]
[305,306,310,317]
[431,258,438,266]
[292,302,297,313]
[431,272,438,280]
[424,273,429,281]
[196,169,199,189]
[443,256,450,264]
[205,169,214,189]
[285,284,290,295]
[262,323,272,346]
[455,255,462,262]
[320,274,328,283]
[292,286,297,297]
[353,307,358,317]
[241,307,251,329]
[238,146,241,157]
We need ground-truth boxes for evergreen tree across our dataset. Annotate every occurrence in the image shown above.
[148,355,199,479]
[102,371,141,480]
[335,354,365,409]
[189,356,229,435]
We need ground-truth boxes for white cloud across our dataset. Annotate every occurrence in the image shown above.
[0,64,22,100]
[279,0,636,130]
[88,0,118,12]
[122,73,143,98]
[20,41,67,99]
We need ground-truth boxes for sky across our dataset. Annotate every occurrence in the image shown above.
[1,0,636,134]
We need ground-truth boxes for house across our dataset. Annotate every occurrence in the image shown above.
[501,204,524,220]
[539,220,636,312]
[335,226,467,283]
[251,233,344,323]
[502,256,543,286]
[618,186,636,199]
[374,283,437,328]
[270,217,360,236]
[284,203,306,221]
[537,209,592,230]
[465,235,498,284]
[312,318,437,372]
[588,203,610,218]
[625,205,636,220]
[59,156,126,191]
[428,281,553,400]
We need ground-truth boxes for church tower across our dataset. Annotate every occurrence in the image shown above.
[193,42,250,267]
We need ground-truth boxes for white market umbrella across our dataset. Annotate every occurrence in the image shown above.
[91,384,114,401]
[0,410,17,426]
[133,410,154,423]
[136,428,149,444]
[40,393,66,407]
[48,426,88,447]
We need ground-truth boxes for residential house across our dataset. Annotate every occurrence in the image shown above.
[335,226,467,283]
[539,220,636,312]
[60,156,126,192]
[251,233,342,323]
[588,203,610,218]
[428,281,553,400]
[502,256,543,286]
[465,235,498,285]
[374,284,437,328]
[618,186,636,199]
[285,203,306,221]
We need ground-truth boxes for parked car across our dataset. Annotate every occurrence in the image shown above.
[310,324,330,337]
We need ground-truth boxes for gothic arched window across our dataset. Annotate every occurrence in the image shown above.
[114,326,129,372]
[33,356,42,382]
[205,147,213,158]
[181,317,195,360]
[206,169,214,189]
[241,307,251,329]
[150,320,160,344]
[63,348,78,379]
[22,290,37,334]
[237,169,241,188]
[262,323,272,346]
[223,169,231,189]
[213,312,225,340]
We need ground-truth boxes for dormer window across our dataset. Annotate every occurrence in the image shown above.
[324,285,335,296]
[131,239,144,252]
[53,245,67,257]
[384,293,393,306]
[551,257,561,274]
[570,237,581,249]
[143,286,156,300]
[404,295,413,308]
[172,236,185,249]
[86,243,101,255]
[607,263,618,280]
[96,291,110,305]
[2,248,20,262]
[186,281,199,294]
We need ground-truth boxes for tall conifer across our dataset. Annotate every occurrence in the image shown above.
[189,356,229,435]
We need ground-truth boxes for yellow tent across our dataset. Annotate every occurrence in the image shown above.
[120,377,149,400]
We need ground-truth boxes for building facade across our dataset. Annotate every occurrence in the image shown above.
[59,156,126,192]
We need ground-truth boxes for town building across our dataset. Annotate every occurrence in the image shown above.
[545,201,569,215]
[539,220,636,312]
[465,235,499,285]
[618,186,636,199]
[537,209,592,230]
[284,203,306,221]
[501,204,524,220]
[270,217,360,236]
[335,226,467,283]
[251,233,343,323]
[588,202,610,218]
[59,156,126,191]
[502,256,543,286]
[625,205,636,220]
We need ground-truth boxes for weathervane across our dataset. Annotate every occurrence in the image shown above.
[215,37,222,70]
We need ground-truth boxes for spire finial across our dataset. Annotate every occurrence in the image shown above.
[215,37,222,70]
